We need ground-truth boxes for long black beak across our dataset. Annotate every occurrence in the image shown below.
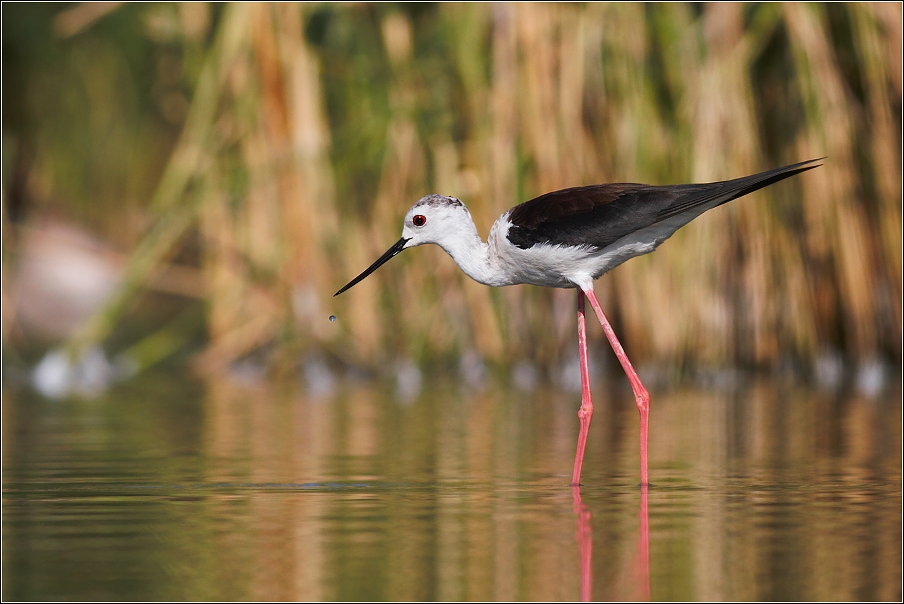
[334,237,410,296]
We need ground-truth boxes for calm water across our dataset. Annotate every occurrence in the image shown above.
[3,371,901,601]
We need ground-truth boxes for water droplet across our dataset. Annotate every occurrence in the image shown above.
[329,315,336,322]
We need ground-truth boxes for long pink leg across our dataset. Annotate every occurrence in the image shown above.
[582,287,651,486]
[571,290,594,486]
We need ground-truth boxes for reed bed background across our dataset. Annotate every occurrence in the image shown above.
[2,3,901,380]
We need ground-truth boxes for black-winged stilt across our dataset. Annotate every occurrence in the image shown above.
[335,158,822,486]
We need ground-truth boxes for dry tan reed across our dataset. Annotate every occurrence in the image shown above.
[33,3,899,373]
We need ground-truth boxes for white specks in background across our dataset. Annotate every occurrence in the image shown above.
[303,356,336,399]
[226,357,267,386]
[31,346,118,399]
[512,360,537,391]
[855,359,886,398]
[459,350,485,390]
[636,362,676,391]
[814,348,845,390]
[555,355,582,393]
[395,359,422,404]
[695,367,743,391]
[554,353,602,394]
[31,349,70,399]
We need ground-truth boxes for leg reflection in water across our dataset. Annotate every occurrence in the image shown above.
[635,485,651,601]
[573,485,650,602]
[572,486,592,602]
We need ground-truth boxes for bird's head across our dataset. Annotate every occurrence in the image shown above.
[401,194,473,247]
[335,195,472,296]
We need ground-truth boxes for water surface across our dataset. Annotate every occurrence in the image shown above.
[3,372,901,600]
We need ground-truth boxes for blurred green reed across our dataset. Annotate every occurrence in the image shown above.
[2,3,901,374]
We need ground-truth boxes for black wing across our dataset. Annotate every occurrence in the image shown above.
[506,159,822,250]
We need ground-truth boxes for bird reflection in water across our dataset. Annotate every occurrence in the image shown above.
[573,485,650,602]
[572,486,593,601]
[635,485,651,601]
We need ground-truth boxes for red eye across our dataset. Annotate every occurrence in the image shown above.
[413,215,426,227]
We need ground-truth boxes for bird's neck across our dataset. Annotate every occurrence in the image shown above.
[435,222,508,287]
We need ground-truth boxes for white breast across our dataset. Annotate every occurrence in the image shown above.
[489,216,596,288]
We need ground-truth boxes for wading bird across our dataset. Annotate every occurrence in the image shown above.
[335,159,822,486]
